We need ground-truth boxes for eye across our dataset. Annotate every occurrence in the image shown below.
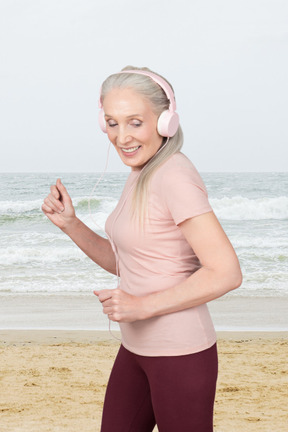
[131,120,142,127]
[107,120,117,128]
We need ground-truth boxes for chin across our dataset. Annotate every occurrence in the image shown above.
[125,162,142,170]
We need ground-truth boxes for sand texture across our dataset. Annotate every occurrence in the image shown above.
[0,331,287,432]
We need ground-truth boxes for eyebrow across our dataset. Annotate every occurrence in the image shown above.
[104,114,143,119]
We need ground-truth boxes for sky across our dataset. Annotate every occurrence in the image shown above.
[0,0,287,172]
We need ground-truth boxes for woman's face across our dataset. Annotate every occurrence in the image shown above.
[102,88,163,170]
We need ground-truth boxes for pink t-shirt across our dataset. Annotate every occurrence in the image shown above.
[105,153,217,356]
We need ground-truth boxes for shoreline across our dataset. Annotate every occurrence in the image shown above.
[0,329,287,346]
[1,293,288,332]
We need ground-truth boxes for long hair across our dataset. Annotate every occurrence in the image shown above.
[100,66,184,226]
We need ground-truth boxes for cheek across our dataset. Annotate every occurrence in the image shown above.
[139,126,159,143]
[106,129,116,143]
[138,130,151,143]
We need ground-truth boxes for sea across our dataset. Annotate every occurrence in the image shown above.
[0,172,288,298]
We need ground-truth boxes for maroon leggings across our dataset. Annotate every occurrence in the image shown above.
[100,343,218,432]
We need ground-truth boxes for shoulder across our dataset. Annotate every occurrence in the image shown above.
[156,152,195,172]
[149,153,211,223]
[152,152,207,192]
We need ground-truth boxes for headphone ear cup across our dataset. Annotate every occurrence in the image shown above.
[98,109,107,133]
[157,110,180,137]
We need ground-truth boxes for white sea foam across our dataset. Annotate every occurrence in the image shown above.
[0,195,117,214]
[1,195,287,222]
[232,235,288,249]
[211,196,288,220]
[0,199,43,214]
[0,245,87,266]
[1,172,287,299]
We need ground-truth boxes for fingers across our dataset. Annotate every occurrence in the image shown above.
[94,289,113,302]
[42,179,70,215]
[94,289,120,321]
[50,183,60,200]
[56,179,71,206]
[41,202,57,215]
[94,289,141,323]
[42,191,64,214]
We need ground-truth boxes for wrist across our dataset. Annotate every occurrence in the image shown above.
[61,216,81,235]
[140,288,180,320]
[139,294,157,320]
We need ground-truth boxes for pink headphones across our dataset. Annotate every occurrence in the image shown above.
[98,70,180,137]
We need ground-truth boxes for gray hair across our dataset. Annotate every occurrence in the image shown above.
[100,66,184,226]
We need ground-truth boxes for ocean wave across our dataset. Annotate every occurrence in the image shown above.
[1,274,287,296]
[0,199,43,214]
[0,195,117,226]
[211,196,288,220]
[0,195,114,214]
[0,245,88,266]
[1,195,287,223]
[0,279,115,294]
[231,234,288,249]
[73,196,101,210]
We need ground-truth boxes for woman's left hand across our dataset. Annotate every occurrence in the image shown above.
[94,288,146,323]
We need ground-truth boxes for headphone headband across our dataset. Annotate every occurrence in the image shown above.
[117,70,177,111]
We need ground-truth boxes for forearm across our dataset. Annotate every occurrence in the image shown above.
[62,217,117,274]
[142,265,242,319]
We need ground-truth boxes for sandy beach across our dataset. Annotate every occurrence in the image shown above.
[0,330,287,432]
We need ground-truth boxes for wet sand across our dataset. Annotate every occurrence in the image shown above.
[1,294,287,331]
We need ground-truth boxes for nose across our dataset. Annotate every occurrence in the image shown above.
[117,125,132,146]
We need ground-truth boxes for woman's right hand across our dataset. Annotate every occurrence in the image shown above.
[42,178,76,230]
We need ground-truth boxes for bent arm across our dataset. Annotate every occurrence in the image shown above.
[62,218,117,275]
[42,179,117,275]
[141,211,242,319]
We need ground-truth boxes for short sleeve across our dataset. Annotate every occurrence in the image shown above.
[159,156,212,225]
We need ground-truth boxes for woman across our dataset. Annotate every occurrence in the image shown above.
[42,66,242,431]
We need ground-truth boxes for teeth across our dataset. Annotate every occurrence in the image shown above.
[122,146,140,153]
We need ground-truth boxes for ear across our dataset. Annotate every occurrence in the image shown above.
[98,109,107,133]
[157,110,179,137]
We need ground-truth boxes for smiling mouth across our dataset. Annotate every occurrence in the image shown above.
[121,146,141,153]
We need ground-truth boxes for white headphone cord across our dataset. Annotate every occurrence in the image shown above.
[87,141,121,341]
[88,136,170,342]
